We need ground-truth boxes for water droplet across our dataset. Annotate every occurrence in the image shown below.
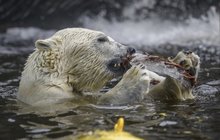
[159,121,177,127]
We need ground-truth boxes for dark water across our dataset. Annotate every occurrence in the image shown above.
[0,0,220,140]
[0,29,219,140]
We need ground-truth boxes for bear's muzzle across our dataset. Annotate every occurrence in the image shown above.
[107,47,136,76]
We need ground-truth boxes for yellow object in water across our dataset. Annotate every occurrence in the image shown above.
[78,117,143,140]
[114,117,124,132]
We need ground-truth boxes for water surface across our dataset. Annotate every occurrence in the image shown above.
[0,0,220,139]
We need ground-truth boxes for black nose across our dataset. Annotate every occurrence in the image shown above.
[127,47,136,55]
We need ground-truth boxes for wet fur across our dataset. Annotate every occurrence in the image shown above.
[18,28,125,106]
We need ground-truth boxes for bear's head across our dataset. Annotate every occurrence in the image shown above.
[18,28,131,102]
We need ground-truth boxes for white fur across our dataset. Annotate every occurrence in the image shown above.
[18,28,126,106]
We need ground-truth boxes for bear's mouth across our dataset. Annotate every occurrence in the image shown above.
[107,58,131,76]
[107,47,136,76]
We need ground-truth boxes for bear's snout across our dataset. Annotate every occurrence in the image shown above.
[107,47,136,76]
[127,47,136,55]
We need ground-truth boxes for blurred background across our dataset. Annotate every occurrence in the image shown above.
[0,0,219,49]
[0,0,220,140]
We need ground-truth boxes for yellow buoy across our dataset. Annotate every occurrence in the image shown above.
[114,117,124,132]
[78,117,143,140]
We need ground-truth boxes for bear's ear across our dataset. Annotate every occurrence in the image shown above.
[35,39,53,51]
[35,37,61,51]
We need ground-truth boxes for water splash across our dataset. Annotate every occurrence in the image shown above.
[81,6,220,48]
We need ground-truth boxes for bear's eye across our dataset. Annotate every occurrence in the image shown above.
[97,37,108,43]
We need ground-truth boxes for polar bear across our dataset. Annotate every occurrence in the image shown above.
[18,28,149,106]
[18,28,200,106]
